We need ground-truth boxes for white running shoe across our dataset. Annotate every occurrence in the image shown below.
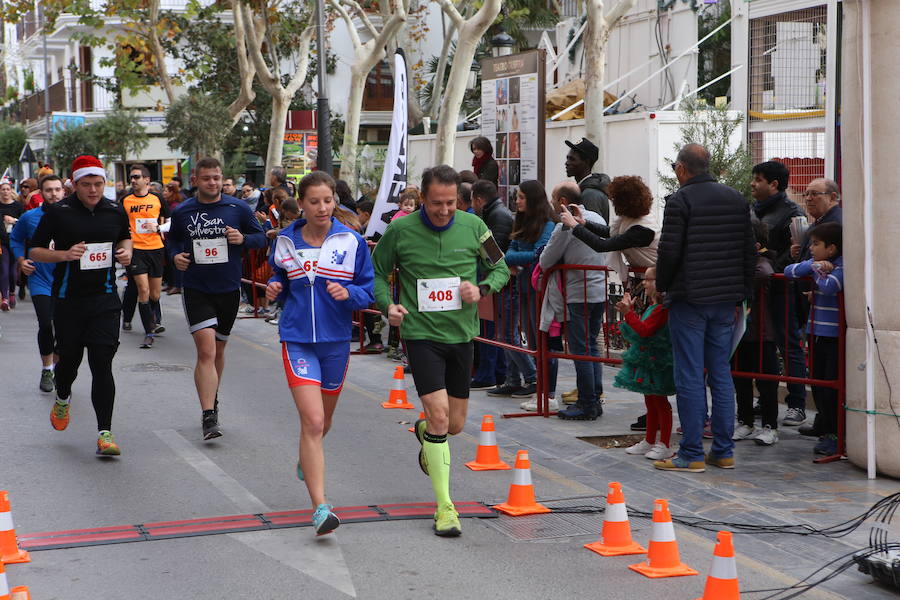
[732,423,758,441]
[519,397,560,411]
[625,439,654,455]
[644,442,675,460]
[753,426,779,446]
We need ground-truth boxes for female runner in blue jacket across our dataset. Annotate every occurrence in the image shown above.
[265,171,375,535]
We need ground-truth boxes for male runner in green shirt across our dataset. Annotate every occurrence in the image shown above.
[372,165,509,536]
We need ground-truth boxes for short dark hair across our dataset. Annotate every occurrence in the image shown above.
[809,221,842,257]
[471,179,498,202]
[129,163,150,178]
[421,165,460,198]
[459,182,472,207]
[298,171,335,200]
[196,157,222,172]
[676,143,711,176]
[270,166,287,185]
[555,185,581,206]
[242,180,257,189]
[458,170,477,184]
[469,137,494,157]
[223,177,235,184]
[357,200,374,214]
[280,197,300,215]
[39,174,63,190]
[752,160,790,192]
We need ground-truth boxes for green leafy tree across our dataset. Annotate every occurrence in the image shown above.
[164,92,231,158]
[48,124,104,174]
[660,99,754,200]
[0,122,27,170]
[91,109,149,163]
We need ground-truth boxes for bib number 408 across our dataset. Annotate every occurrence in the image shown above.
[428,289,453,302]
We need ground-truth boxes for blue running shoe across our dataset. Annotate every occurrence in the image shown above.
[312,503,340,535]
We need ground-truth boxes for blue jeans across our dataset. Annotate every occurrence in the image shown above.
[474,319,507,383]
[566,302,604,407]
[769,283,808,410]
[668,301,737,462]
[498,285,536,384]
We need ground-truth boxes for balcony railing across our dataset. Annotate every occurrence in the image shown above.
[17,80,69,122]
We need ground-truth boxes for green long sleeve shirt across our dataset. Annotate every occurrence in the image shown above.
[372,210,510,344]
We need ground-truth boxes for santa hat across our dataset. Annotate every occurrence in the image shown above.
[70,155,106,183]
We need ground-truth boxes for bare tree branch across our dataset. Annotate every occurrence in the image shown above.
[437,0,464,28]
[329,0,364,50]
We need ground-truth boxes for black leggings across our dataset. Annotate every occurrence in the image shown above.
[55,343,117,431]
[32,294,56,357]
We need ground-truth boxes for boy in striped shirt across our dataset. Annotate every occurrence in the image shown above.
[784,222,843,456]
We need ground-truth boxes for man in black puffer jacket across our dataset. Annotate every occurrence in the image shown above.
[470,179,514,389]
[750,161,808,427]
[654,144,755,474]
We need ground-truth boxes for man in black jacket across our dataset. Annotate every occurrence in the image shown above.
[470,180,513,389]
[654,144,755,473]
[750,161,808,426]
[564,138,611,224]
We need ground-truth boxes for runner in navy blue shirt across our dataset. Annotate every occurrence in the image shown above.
[167,157,266,440]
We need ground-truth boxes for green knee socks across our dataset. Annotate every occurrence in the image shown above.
[422,430,452,507]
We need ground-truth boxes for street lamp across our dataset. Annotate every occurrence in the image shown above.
[490,29,514,57]
[467,59,480,90]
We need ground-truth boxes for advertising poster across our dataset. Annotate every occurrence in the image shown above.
[480,49,546,210]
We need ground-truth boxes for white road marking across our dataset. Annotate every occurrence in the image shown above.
[155,428,357,597]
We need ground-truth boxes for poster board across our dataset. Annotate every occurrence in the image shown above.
[480,49,546,210]
[283,131,318,183]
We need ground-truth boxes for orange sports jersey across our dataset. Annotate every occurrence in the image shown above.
[121,193,170,250]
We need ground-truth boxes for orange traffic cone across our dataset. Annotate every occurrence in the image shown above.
[11,585,31,600]
[493,450,551,516]
[408,412,426,432]
[382,366,414,409]
[694,531,740,600]
[0,492,29,565]
[628,499,697,578]
[584,482,646,556]
[466,415,511,471]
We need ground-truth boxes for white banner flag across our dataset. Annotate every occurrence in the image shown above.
[365,48,408,238]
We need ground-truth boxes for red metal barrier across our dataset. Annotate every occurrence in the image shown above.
[239,249,269,319]
[529,264,846,464]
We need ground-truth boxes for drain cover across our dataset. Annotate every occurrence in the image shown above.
[124,363,191,373]
[577,434,646,449]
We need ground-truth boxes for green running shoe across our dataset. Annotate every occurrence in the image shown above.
[39,369,55,393]
[96,431,121,456]
[433,503,461,537]
[413,418,428,475]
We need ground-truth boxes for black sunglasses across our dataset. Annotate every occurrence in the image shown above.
[129,174,144,180]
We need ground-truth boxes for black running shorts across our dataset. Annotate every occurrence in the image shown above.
[54,293,122,349]
[405,339,474,399]
[128,248,165,278]
[182,288,241,341]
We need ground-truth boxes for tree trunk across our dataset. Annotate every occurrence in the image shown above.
[434,30,479,165]
[339,68,368,191]
[148,0,176,105]
[583,13,607,168]
[227,0,258,126]
[584,0,636,171]
[266,92,290,179]
[427,23,456,120]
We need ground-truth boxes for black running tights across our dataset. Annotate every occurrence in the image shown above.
[55,343,117,431]
[32,294,55,357]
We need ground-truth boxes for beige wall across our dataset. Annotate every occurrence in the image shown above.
[840,1,900,478]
